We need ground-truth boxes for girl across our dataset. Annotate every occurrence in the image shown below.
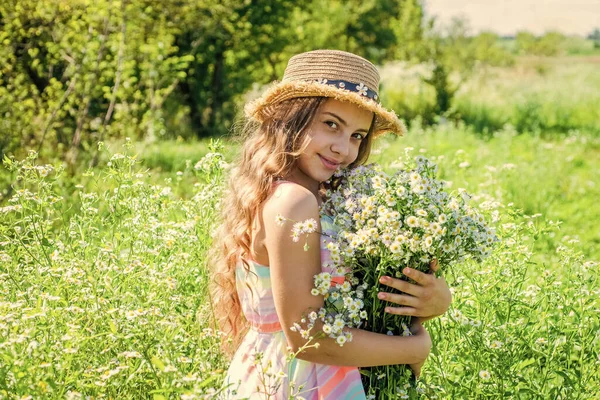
[211,50,452,399]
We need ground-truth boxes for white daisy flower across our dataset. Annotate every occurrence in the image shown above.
[479,370,491,380]
[275,214,285,226]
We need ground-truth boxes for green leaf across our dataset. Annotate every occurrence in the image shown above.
[151,356,165,371]
[514,358,536,370]
[109,320,117,334]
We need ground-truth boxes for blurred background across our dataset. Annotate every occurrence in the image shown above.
[2,0,599,156]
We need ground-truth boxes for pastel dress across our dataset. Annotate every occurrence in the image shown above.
[223,215,366,399]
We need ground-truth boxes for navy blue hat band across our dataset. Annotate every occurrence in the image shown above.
[314,79,379,103]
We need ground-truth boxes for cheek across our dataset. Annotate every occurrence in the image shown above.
[348,142,362,163]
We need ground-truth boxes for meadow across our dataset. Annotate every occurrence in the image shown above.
[1,56,599,399]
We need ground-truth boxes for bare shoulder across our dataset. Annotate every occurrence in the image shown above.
[262,183,320,227]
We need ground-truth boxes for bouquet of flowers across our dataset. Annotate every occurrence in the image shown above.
[312,150,498,398]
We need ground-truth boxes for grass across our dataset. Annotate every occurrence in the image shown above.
[380,56,600,136]
[1,54,599,398]
[1,133,598,398]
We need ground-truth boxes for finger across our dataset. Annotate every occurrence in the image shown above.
[385,306,417,316]
[403,267,435,286]
[429,259,439,273]
[378,291,419,308]
[379,276,424,297]
[410,364,422,379]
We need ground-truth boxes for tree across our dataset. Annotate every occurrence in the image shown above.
[516,30,566,56]
[587,28,600,48]
[515,31,537,54]
[172,0,306,139]
[420,18,514,115]
[0,0,193,166]
[0,0,432,163]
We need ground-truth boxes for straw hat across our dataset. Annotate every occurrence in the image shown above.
[244,49,405,137]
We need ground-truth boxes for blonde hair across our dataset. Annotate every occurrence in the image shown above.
[209,96,375,355]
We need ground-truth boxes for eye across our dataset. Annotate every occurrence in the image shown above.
[352,132,365,140]
[325,120,338,130]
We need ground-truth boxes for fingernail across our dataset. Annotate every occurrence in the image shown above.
[385,307,391,313]
[378,292,385,299]
[404,268,411,275]
[379,276,389,283]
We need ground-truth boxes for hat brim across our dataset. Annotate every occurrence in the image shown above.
[244,81,405,137]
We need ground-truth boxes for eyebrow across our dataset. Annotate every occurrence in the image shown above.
[323,111,369,133]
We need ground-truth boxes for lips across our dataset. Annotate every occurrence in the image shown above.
[319,154,341,170]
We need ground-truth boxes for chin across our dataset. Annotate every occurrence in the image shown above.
[315,171,335,183]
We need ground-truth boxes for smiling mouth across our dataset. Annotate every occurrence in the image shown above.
[319,155,341,170]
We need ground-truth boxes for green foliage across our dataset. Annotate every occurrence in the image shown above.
[454,57,600,136]
[0,143,228,398]
[0,0,194,165]
[424,228,599,398]
[383,56,600,136]
[515,31,568,56]
[2,0,433,164]
[1,129,599,397]
[417,19,514,116]
[276,0,428,64]
[171,0,307,138]
[589,28,600,48]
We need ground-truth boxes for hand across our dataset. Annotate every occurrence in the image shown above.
[378,259,452,320]
[407,321,430,378]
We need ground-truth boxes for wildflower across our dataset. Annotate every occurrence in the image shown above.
[401,323,412,337]
[405,216,418,228]
[304,218,317,233]
[389,241,401,254]
[340,281,351,292]
[479,370,491,380]
[450,309,462,320]
[120,351,142,358]
[489,341,503,349]
[336,335,347,346]
[424,236,433,248]
[275,214,285,226]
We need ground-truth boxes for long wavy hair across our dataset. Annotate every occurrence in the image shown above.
[209,96,376,355]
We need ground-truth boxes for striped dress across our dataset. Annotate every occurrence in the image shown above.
[223,215,366,399]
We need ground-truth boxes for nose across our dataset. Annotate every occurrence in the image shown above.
[330,135,350,158]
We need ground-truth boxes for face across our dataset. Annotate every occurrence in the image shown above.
[289,99,373,193]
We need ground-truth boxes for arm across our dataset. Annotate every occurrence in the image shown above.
[262,184,431,367]
[378,260,452,322]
